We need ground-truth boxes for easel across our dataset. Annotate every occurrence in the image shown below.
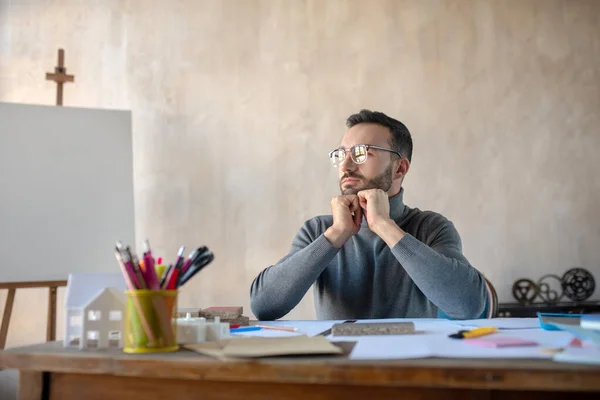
[0,281,67,350]
[45,48,74,106]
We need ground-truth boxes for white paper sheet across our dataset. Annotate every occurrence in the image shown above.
[439,318,541,330]
[338,329,573,360]
[430,329,574,359]
[554,347,600,365]
[343,336,433,360]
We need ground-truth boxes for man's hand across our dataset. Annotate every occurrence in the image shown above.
[357,189,406,246]
[357,189,392,232]
[324,195,362,248]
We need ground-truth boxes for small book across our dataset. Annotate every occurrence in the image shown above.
[464,336,538,348]
[580,314,600,331]
[200,306,243,320]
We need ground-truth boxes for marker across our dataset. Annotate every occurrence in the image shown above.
[449,327,498,339]
[155,257,167,281]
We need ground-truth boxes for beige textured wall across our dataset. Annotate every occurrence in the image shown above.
[1,0,600,351]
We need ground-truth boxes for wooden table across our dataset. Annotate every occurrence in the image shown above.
[1,341,599,400]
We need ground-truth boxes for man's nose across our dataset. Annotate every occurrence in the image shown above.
[340,151,356,172]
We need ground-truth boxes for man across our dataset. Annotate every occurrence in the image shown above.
[250,109,487,321]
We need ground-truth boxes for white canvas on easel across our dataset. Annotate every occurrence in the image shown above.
[0,102,136,283]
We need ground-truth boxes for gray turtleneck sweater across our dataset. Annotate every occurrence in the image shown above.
[250,189,487,321]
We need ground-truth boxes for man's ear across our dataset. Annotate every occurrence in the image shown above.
[393,158,410,180]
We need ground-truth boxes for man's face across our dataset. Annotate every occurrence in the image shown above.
[337,123,395,195]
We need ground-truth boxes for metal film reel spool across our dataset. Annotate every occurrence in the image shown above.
[537,274,564,304]
[512,279,539,305]
[561,268,595,302]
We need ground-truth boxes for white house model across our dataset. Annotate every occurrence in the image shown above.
[64,273,127,349]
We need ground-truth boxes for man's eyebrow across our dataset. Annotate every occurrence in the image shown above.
[339,144,376,149]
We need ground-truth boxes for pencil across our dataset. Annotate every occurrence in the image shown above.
[255,325,298,332]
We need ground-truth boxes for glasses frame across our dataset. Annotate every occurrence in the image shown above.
[328,144,403,167]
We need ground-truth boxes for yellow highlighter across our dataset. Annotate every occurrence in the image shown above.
[449,327,498,339]
[154,257,167,281]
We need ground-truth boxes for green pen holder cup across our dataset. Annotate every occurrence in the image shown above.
[123,290,178,353]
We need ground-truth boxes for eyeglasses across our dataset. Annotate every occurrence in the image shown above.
[328,144,402,167]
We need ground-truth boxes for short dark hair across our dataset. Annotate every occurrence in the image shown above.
[345,109,413,162]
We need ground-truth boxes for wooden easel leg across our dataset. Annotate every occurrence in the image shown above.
[1,288,16,350]
[46,287,57,342]
[57,82,63,106]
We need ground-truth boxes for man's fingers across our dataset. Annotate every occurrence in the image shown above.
[358,196,367,209]
[348,196,360,213]
[332,196,350,208]
[353,206,362,226]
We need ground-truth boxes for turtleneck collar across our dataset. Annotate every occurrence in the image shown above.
[360,187,407,227]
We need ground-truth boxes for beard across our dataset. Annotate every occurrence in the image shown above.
[339,162,393,195]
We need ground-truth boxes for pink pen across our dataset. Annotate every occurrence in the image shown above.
[180,248,199,276]
[143,239,159,290]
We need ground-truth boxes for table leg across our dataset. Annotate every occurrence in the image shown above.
[18,371,43,400]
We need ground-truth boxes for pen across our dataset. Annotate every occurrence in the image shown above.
[449,327,498,339]
[115,247,141,289]
[162,246,185,290]
[142,239,160,289]
[255,325,298,332]
[124,245,146,289]
[177,251,214,287]
[166,263,181,290]
[174,246,185,269]
[160,264,173,289]
[180,247,202,276]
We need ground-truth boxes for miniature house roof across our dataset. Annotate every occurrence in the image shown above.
[65,272,127,308]
[82,287,126,309]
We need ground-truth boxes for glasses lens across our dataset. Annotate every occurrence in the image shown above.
[330,149,345,166]
[351,145,367,164]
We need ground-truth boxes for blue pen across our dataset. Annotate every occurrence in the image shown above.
[230,326,262,333]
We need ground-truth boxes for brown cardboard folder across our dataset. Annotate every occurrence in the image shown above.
[185,335,343,359]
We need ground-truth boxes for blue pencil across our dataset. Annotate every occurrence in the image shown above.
[230,326,262,333]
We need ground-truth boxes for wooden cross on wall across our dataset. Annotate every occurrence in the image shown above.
[45,48,75,106]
